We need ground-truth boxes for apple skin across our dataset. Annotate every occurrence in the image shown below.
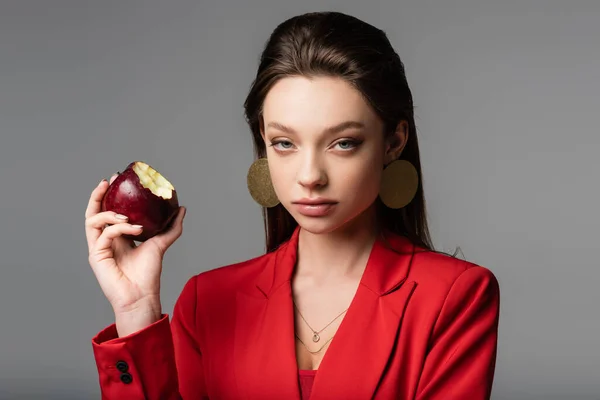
[101,161,179,242]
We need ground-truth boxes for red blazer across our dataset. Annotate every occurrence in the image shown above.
[92,225,500,399]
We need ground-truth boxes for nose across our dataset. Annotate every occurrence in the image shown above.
[296,152,327,190]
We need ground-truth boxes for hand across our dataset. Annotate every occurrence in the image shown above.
[85,173,186,334]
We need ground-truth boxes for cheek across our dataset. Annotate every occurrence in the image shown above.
[342,162,382,199]
[268,164,289,197]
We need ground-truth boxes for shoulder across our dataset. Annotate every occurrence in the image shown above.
[410,247,498,285]
[397,243,500,345]
[407,245,500,305]
[178,249,276,302]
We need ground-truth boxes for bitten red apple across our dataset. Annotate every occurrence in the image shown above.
[101,161,179,242]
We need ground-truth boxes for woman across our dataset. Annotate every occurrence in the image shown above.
[86,11,500,400]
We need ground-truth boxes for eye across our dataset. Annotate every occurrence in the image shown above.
[334,139,361,151]
[270,140,294,151]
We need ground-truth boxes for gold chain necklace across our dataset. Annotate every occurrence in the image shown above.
[293,299,349,343]
[295,333,334,354]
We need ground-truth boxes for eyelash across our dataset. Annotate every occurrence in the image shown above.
[269,139,362,152]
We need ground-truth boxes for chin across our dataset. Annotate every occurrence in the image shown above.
[295,220,337,235]
[291,212,353,235]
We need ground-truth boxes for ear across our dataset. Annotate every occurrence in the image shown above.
[384,120,409,165]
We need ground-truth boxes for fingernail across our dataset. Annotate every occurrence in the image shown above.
[115,214,128,220]
[131,225,143,229]
[99,179,107,185]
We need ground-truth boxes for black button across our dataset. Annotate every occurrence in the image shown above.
[116,360,129,372]
[120,372,133,384]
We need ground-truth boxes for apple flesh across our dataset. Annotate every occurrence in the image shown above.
[101,161,179,242]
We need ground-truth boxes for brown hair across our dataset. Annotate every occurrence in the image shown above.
[244,11,458,257]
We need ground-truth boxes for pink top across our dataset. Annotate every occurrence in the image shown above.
[299,369,318,400]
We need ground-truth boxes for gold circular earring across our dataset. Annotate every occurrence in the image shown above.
[246,158,280,208]
[378,159,419,209]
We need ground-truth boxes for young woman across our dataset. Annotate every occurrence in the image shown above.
[85,11,500,400]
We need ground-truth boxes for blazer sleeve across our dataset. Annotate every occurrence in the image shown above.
[91,275,208,399]
[415,266,500,400]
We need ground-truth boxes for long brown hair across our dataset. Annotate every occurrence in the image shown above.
[244,11,458,258]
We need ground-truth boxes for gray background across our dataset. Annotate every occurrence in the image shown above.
[0,0,598,399]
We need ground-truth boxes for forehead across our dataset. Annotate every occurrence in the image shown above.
[262,76,380,131]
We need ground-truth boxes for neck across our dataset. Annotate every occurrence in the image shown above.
[295,204,380,285]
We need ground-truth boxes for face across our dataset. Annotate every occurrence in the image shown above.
[260,75,407,234]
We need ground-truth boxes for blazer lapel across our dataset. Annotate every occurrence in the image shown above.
[234,226,417,400]
[233,228,302,400]
[309,229,417,400]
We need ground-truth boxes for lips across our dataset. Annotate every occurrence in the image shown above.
[292,200,337,217]
[293,198,337,205]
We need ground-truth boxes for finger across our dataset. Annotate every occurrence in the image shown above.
[85,211,130,252]
[85,179,108,220]
[109,172,119,184]
[93,223,144,257]
[85,180,111,250]
[113,230,137,254]
[84,173,120,250]
[148,206,186,255]
[85,172,118,220]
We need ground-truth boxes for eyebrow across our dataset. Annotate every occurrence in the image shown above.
[266,120,366,135]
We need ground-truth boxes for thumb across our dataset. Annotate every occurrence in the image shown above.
[148,206,186,254]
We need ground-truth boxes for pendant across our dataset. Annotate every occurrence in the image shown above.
[312,332,320,342]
